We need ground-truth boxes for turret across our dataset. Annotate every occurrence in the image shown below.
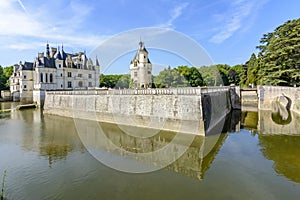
[130,40,152,89]
[46,42,50,57]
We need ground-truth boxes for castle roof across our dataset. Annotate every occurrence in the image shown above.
[43,57,56,68]
[130,40,151,64]
[20,62,34,70]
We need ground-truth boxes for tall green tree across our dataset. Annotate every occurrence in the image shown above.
[245,53,258,85]
[199,65,223,86]
[154,66,186,88]
[99,74,130,88]
[256,19,300,86]
[232,64,243,85]
[154,66,204,88]
[0,66,5,90]
[3,66,13,88]
[178,66,203,87]
[0,66,13,90]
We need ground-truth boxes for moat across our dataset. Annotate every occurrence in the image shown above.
[1,102,300,200]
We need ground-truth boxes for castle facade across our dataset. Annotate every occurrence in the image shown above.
[10,43,100,103]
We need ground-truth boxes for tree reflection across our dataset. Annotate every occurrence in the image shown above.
[39,114,84,167]
[258,135,300,183]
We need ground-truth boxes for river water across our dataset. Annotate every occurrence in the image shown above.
[0,102,300,200]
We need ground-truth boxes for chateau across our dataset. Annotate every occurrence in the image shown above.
[130,40,152,88]
[10,43,100,103]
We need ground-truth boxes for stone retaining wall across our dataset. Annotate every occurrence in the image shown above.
[258,86,300,114]
[44,87,235,136]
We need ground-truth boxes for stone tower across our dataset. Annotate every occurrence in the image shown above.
[130,40,152,88]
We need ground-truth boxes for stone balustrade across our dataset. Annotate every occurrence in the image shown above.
[46,86,231,96]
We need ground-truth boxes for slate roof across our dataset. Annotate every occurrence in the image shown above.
[43,57,56,68]
[21,62,34,70]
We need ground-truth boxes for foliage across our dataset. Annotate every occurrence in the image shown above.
[178,66,204,87]
[99,74,130,88]
[153,66,204,88]
[199,64,239,86]
[154,66,185,88]
[0,66,13,91]
[256,19,300,86]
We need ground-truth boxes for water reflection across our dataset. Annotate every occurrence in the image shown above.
[242,109,300,183]
[0,105,240,180]
[0,102,20,110]
[241,109,300,135]
[1,104,300,199]
[2,108,84,167]
[258,110,300,135]
[241,111,258,130]
[78,120,232,179]
[38,114,85,166]
[78,110,240,176]
[258,135,300,183]
[1,104,300,183]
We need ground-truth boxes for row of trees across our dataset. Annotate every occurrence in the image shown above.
[99,64,239,89]
[0,66,13,91]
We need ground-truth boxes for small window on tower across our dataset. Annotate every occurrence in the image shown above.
[24,75,27,79]
[148,71,151,74]
[59,64,61,68]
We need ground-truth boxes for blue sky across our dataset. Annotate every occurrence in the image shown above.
[0,0,299,73]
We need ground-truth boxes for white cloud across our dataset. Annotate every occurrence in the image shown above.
[0,0,105,50]
[6,42,44,51]
[159,2,189,28]
[209,0,268,44]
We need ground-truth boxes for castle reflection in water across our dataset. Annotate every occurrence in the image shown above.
[2,103,300,182]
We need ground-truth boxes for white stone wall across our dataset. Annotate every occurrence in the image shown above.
[19,70,34,103]
[43,87,235,136]
[44,88,205,135]
[258,85,300,114]
[130,46,152,88]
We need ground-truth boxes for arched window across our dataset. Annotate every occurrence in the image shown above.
[50,74,53,83]
[78,81,83,87]
[40,73,43,83]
